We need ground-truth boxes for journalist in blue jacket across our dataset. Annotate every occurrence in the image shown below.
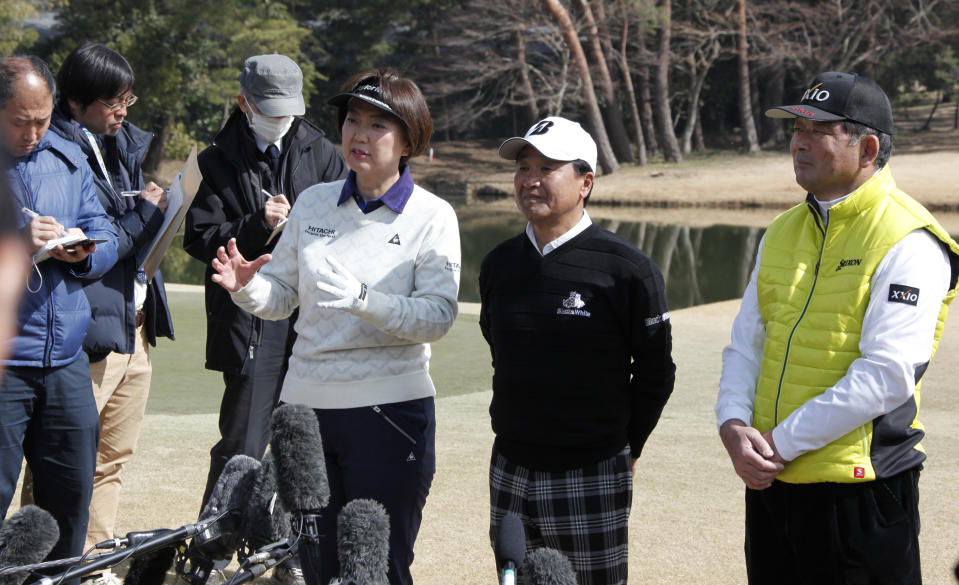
[0,56,117,573]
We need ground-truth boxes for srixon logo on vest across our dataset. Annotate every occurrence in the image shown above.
[888,284,920,306]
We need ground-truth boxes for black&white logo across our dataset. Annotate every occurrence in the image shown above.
[888,284,919,306]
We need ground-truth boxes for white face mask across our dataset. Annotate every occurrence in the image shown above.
[245,108,294,144]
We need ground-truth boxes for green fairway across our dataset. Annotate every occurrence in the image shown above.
[147,289,493,415]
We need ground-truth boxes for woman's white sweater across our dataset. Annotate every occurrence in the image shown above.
[231,179,461,409]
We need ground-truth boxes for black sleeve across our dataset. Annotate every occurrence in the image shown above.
[112,196,165,261]
[627,259,676,458]
[316,137,349,183]
[479,254,492,347]
[183,159,271,264]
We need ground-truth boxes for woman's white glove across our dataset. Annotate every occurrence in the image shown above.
[315,256,368,313]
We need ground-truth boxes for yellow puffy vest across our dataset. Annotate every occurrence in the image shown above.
[754,165,959,484]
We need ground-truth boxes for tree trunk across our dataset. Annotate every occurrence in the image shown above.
[515,27,539,125]
[542,0,619,174]
[654,0,683,163]
[736,0,760,153]
[636,21,659,159]
[680,52,698,155]
[577,0,633,163]
[431,13,452,141]
[617,0,647,165]
[760,63,786,146]
[142,114,173,177]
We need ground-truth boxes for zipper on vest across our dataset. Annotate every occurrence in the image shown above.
[773,206,827,425]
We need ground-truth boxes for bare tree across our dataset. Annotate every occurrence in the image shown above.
[577,0,634,162]
[617,0,648,165]
[413,0,574,136]
[675,0,728,154]
[654,0,683,162]
[542,0,619,173]
[633,11,661,159]
[736,0,760,152]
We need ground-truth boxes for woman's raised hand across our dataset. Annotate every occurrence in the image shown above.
[211,238,272,292]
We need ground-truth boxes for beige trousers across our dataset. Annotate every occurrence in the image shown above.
[84,324,152,549]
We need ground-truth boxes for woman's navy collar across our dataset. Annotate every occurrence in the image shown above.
[337,164,414,214]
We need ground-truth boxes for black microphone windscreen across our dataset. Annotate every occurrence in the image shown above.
[122,546,177,585]
[494,513,526,569]
[201,454,261,521]
[197,454,261,558]
[243,450,290,548]
[269,404,329,512]
[0,505,60,585]
[522,548,577,585]
[336,499,389,585]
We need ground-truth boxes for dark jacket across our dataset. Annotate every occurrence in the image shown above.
[48,108,175,361]
[183,108,347,373]
[5,131,118,367]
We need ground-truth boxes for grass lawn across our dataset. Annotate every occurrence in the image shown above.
[147,290,493,415]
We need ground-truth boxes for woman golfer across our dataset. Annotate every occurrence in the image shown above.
[211,69,461,585]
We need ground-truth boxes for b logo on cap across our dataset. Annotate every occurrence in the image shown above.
[528,120,554,136]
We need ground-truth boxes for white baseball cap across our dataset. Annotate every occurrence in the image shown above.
[498,116,597,173]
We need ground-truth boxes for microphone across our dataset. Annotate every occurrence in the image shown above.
[494,513,525,585]
[195,454,262,556]
[241,451,290,553]
[270,404,330,514]
[175,455,261,585]
[270,404,329,540]
[122,547,177,585]
[329,499,389,585]
[269,403,329,585]
[522,548,577,585]
[0,505,60,585]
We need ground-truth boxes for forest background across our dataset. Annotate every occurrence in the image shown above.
[7,0,958,170]
[5,0,959,285]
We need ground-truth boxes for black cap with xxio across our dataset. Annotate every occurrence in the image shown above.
[765,71,894,135]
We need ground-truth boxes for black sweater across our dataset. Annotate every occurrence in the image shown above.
[479,224,676,471]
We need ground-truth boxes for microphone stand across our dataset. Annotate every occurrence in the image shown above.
[0,552,118,576]
[23,519,217,585]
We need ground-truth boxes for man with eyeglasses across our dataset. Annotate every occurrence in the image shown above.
[43,42,174,585]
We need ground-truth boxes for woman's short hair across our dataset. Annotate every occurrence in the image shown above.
[330,68,432,167]
[56,41,134,113]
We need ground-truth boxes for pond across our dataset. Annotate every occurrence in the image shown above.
[457,211,764,310]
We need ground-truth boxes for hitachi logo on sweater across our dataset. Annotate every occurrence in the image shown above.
[557,291,591,317]
[305,225,336,238]
[835,258,862,271]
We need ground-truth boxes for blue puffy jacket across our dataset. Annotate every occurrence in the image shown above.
[48,110,174,360]
[5,131,118,368]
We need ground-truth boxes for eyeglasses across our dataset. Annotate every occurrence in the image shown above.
[96,94,138,112]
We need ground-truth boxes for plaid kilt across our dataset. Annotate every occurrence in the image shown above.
[489,446,632,585]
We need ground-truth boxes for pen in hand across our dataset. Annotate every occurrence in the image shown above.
[22,207,66,237]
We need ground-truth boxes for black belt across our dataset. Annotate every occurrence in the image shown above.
[135,310,145,328]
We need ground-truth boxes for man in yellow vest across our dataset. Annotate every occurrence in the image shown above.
[715,71,959,584]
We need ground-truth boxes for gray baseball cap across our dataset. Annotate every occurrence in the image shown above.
[239,54,305,117]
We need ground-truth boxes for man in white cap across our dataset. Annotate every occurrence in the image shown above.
[183,54,346,585]
[480,116,676,585]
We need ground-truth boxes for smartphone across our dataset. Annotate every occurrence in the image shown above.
[63,238,109,250]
